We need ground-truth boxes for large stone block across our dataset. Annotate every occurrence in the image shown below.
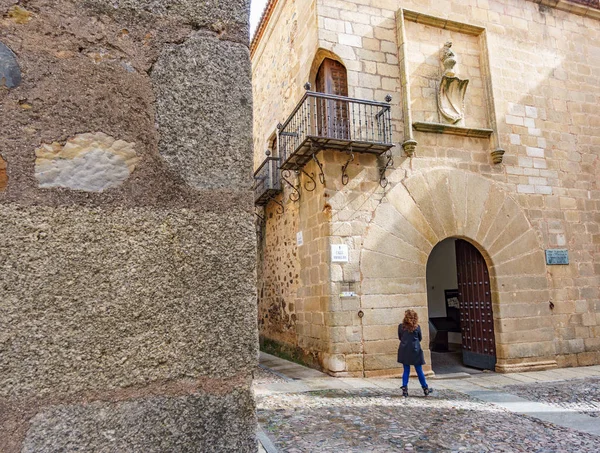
[151,33,252,190]
[403,173,445,239]
[21,389,256,453]
[363,353,398,371]
[0,205,257,399]
[87,0,250,35]
[362,223,428,265]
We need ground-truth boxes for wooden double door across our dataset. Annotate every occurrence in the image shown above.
[455,240,497,370]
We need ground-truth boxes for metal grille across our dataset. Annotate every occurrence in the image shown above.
[278,91,393,170]
[253,157,281,206]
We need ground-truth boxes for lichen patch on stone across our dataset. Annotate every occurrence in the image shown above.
[7,5,32,24]
[35,132,139,192]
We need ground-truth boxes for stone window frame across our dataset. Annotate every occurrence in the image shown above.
[396,9,505,164]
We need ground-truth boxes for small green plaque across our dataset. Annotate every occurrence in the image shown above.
[545,249,569,265]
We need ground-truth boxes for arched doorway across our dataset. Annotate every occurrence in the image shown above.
[426,238,497,372]
[359,167,552,376]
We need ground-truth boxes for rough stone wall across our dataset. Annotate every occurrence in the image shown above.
[256,159,332,368]
[252,0,322,357]
[251,0,318,167]
[253,0,599,375]
[295,158,332,361]
[257,194,301,347]
[1,1,256,451]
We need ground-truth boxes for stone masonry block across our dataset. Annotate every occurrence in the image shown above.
[151,33,252,190]
[21,389,256,453]
[0,205,257,399]
[88,0,250,35]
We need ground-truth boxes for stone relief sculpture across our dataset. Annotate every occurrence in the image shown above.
[438,42,469,125]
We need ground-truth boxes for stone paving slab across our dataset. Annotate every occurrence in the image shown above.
[462,388,600,437]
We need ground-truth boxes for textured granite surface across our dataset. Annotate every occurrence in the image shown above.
[0,0,256,451]
[0,204,257,399]
[151,33,253,190]
[87,0,250,39]
[22,389,257,453]
[0,0,251,209]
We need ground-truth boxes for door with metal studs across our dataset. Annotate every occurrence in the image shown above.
[455,239,497,370]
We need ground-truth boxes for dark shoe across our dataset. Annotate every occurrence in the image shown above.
[401,386,409,397]
[423,386,433,396]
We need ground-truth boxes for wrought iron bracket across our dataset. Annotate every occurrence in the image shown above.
[300,169,317,192]
[269,196,285,214]
[312,152,325,185]
[281,169,300,202]
[341,149,355,186]
[379,149,394,188]
[254,209,266,241]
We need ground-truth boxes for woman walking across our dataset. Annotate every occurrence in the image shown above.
[397,309,432,397]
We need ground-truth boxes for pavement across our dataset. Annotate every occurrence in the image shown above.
[255,352,600,452]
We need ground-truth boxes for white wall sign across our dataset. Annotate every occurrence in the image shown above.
[296,231,303,247]
[331,244,349,263]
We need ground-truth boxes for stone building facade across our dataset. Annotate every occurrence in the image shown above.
[252,0,600,377]
[1,1,256,451]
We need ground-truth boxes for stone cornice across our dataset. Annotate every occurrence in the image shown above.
[531,0,600,19]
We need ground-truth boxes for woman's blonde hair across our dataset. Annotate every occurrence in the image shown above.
[402,309,419,332]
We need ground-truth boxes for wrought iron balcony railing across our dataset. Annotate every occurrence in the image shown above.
[278,91,394,170]
[253,156,281,206]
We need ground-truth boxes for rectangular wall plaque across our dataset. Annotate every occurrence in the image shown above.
[545,249,569,265]
[331,244,349,263]
[296,231,303,247]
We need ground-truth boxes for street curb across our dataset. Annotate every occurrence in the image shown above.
[257,425,280,453]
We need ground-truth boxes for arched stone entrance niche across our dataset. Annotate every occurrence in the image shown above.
[427,236,496,372]
[359,168,557,375]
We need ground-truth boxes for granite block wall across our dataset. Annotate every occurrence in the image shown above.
[0,0,257,451]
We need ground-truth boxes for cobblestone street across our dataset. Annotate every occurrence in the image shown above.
[255,354,600,452]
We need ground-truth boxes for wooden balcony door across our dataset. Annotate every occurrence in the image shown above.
[315,58,350,140]
[455,239,497,371]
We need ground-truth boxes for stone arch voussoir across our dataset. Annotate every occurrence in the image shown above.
[360,168,554,373]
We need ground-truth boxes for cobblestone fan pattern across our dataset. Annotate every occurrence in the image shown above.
[257,388,600,452]
[503,377,600,418]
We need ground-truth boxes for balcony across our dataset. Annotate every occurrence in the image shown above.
[278,91,394,170]
[253,156,281,206]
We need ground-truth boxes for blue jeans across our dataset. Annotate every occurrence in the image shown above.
[402,364,428,388]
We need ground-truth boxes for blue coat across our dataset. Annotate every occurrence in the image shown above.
[397,324,425,366]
